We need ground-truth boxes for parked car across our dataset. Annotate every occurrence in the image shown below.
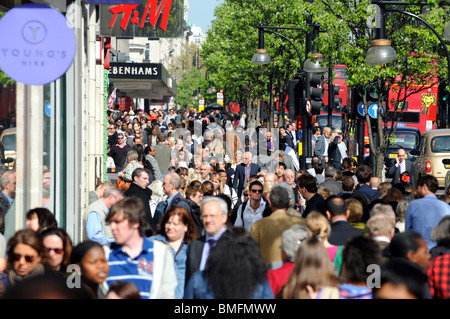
[0,128,16,170]
[411,128,450,189]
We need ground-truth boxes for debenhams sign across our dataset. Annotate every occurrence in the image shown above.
[108,62,161,79]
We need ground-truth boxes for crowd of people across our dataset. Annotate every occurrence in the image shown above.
[0,106,449,299]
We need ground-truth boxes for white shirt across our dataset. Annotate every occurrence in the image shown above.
[234,199,267,232]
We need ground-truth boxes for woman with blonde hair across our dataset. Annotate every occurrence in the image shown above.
[345,198,365,230]
[306,212,344,276]
[209,173,224,196]
[263,181,275,203]
[282,236,340,299]
[175,167,189,197]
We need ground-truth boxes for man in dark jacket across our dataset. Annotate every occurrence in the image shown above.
[297,173,327,218]
[326,195,362,246]
[124,168,153,230]
[184,184,204,236]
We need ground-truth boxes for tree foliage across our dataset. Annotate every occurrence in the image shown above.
[200,0,450,177]
[0,12,14,85]
[173,67,210,109]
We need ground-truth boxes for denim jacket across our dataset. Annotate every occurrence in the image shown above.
[184,270,274,299]
[150,234,187,299]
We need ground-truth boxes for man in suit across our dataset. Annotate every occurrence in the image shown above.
[250,184,305,269]
[185,196,228,286]
[233,151,260,199]
[326,195,363,246]
[366,206,396,264]
[162,172,191,214]
[279,126,295,150]
[1,170,16,241]
[388,148,416,187]
[154,133,172,175]
[314,126,331,167]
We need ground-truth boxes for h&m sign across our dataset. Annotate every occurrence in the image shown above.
[99,0,184,38]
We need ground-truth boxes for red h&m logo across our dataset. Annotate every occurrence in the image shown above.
[109,0,172,31]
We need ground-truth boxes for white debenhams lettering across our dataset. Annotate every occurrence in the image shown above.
[110,66,159,76]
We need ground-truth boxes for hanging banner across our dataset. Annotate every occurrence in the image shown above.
[0,4,76,85]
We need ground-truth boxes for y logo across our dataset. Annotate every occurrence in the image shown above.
[22,20,47,44]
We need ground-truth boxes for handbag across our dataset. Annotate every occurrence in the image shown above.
[116,176,131,191]
[115,162,131,191]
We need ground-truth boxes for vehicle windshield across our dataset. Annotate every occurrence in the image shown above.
[317,116,343,131]
[431,136,450,153]
[387,131,419,150]
[2,134,15,152]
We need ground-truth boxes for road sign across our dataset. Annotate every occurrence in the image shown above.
[357,102,365,117]
[217,92,224,106]
[306,100,311,113]
[368,103,379,119]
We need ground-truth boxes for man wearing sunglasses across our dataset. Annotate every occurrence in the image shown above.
[107,133,131,172]
[234,180,271,232]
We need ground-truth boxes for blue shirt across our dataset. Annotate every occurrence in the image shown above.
[150,234,187,299]
[85,201,114,245]
[106,237,155,299]
[184,270,274,299]
[405,194,450,251]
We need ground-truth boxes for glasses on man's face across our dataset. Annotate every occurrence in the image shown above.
[12,253,36,263]
[251,189,263,193]
[118,137,124,140]
[244,193,250,197]
[47,248,64,255]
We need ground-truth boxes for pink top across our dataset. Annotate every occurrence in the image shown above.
[326,245,339,262]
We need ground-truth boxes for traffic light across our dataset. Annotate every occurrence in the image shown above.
[287,72,306,116]
[305,72,324,114]
[441,89,449,105]
[331,84,342,110]
[366,82,379,103]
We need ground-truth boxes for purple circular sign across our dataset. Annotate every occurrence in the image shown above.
[0,4,76,85]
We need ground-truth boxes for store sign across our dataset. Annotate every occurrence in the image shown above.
[99,0,184,38]
[108,62,161,79]
[0,4,76,85]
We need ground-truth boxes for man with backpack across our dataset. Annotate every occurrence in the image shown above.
[233,180,271,232]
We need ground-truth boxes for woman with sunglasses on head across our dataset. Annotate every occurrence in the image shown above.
[40,227,73,274]
[0,229,50,296]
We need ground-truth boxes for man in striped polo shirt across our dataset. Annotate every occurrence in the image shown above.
[104,196,177,299]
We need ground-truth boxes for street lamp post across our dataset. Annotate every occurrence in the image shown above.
[252,23,327,169]
[366,1,450,127]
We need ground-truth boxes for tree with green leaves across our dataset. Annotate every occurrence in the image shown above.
[202,0,309,129]
[173,67,210,109]
[0,12,14,85]
[201,0,449,178]
[308,0,449,178]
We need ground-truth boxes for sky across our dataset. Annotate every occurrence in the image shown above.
[188,0,222,33]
